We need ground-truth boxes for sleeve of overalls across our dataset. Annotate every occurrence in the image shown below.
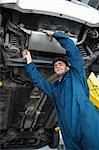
[53,32,89,97]
[52,32,84,73]
[24,62,54,99]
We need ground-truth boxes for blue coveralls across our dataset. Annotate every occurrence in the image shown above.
[25,33,99,150]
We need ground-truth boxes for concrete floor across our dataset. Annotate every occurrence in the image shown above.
[1,146,64,150]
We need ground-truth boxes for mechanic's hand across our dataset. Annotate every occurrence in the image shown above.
[42,29,54,36]
[23,49,32,64]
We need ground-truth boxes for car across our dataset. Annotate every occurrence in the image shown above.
[0,0,99,149]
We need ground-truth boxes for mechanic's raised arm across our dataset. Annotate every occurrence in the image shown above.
[43,30,84,73]
[23,49,54,99]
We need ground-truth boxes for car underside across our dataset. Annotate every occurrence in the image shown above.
[0,0,99,149]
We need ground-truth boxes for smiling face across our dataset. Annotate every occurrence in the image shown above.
[54,61,70,77]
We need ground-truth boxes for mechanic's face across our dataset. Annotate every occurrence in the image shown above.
[54,61,69,77]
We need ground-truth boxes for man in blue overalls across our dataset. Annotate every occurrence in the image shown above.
[23,30,99,150]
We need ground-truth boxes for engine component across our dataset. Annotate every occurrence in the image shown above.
[4,33,20,57]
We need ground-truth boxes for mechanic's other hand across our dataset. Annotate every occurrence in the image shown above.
[42,29,54,36]
[23,49,32,64]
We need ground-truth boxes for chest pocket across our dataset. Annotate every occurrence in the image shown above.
[52,77,70,108]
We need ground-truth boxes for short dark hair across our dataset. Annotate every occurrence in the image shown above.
[53,57,69,67]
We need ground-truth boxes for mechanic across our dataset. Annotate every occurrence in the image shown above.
[23,30,99,150]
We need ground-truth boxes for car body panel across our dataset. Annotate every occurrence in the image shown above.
[0,0,99,27]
